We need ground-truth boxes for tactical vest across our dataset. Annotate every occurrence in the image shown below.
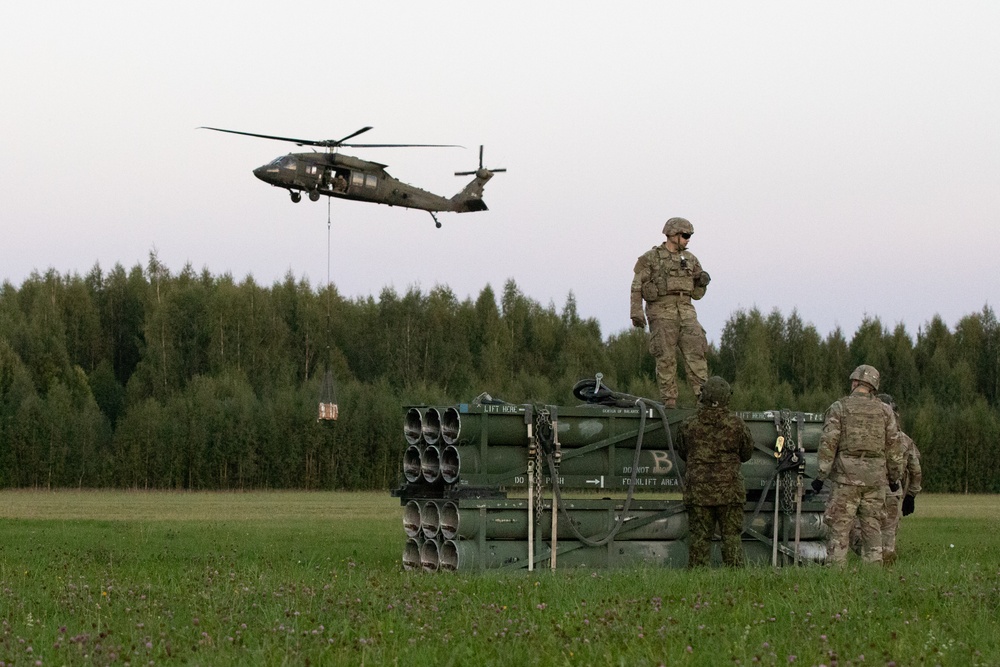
[641,247,695,301]
[837,393,888,457]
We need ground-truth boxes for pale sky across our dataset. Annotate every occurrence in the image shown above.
[3,1,999,345]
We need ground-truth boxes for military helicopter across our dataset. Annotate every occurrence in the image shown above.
[200,126,505,228]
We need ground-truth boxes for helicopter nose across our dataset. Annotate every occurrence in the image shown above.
[253,165,268,182]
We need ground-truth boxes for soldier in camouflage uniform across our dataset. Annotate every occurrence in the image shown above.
[630,217,711,408]
[848,394,923,563]
[877,394,923,565]
[812,365,904,566]
[676,377,753,567]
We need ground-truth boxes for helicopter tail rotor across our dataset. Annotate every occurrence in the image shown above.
[450,145,504,213]
[455,146,506,177]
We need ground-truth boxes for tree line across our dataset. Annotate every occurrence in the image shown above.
[1,255,998,493]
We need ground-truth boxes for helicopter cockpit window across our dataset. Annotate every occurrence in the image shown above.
[364,174,378,189]
[351,172,365,187]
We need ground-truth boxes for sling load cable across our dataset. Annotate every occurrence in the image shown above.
[318,197,339,421]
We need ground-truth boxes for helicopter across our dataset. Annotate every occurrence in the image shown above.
[200,126,505,228]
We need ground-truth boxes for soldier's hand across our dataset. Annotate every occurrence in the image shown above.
[902,494,915,516]
[810,478,824,494]
[631,316,646,329]
[696,271,711,288]
[888,480,900,493]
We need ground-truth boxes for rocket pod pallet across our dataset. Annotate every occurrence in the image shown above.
[395,402,828,570]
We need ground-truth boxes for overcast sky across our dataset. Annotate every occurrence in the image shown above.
[3,1,999,345]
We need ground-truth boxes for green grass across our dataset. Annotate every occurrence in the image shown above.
[1,491,997,666]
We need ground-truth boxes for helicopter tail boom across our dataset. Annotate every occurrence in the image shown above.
[449,147,505,213]
[450,169,493,212]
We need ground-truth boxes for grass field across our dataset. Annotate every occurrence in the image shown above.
[1,491,997,666]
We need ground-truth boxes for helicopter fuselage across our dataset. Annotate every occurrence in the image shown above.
[200,125,502,225]
[252,152,489,213]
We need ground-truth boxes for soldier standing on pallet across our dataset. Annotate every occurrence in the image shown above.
[630,217,711,408]
[676,377,754,567]
[811,365,904,566]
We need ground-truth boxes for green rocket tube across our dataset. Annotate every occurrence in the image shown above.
[403,500,422,538]
[439,539,690,570]
[402,536,423,571]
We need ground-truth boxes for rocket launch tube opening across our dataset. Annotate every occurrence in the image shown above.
[422,407,442,445]
[404,408,423,445]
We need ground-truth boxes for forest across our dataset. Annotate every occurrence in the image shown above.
[1,254,998,493]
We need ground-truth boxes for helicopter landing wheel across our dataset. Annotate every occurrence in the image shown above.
[308,190,321,202]
[290,191,302,203]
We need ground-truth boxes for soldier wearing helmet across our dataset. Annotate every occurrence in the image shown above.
[676,376,753,567]
[812,364,905,566]
[629,217,711,408]
[875,393,922,565]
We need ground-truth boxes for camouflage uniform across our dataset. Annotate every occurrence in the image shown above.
[676,378,753,567]
[817,386,904,566]
[630,219,709,406]
[882,432,922,564]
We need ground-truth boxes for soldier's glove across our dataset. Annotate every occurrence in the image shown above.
[902,494,915,516]
[631,316,646,329]
[888,480,900,493]
[810,478,824,494]
[696,271,711,288]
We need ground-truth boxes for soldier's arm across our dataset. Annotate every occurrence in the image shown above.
[816,403,842,480]
[906,441,923,495]
[690,254,709,300]
[675,423,689,461]
[630,256,650,326]
[885,409,904,484]
[737,420,754,463]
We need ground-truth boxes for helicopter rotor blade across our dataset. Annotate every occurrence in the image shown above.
[200,126,459,149]
[199,127,325,146]
[341,143,463,148]
[334,126,374,144]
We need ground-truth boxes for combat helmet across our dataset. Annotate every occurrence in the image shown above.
[662,217,694,236]
[849,364,880,391]
[878,393,897,412]
[700,376,731,407]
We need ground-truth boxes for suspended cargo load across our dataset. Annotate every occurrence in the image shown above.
[317,369,339,422]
